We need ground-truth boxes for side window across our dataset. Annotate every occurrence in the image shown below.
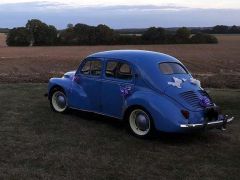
[80,60,102,76]
[117,63,132,80]
[90,61,102,76]
[81,61,91,75]
[106,61,118,78]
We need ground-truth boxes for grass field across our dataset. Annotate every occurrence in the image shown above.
[0,34,239,88]
[0,84,239,179]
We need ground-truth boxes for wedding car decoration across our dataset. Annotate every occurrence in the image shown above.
[47,50,234,138]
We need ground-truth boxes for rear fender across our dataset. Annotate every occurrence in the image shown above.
[125,90,186,132]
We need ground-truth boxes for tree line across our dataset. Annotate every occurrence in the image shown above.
[6,19,218,46]
[191,25,240,34]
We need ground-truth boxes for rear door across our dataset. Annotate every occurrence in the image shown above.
[101,60,134,118]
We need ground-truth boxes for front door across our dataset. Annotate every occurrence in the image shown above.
[101,60,134,118]
[71,58,102,112]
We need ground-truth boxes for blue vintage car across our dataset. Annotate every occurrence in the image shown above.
[47,50,234,137]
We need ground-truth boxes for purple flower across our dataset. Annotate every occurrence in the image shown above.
[120,85,132,97]
[199,96,211,107]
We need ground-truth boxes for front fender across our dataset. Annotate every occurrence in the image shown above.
[48,77,73,98]
[125,90,186,132]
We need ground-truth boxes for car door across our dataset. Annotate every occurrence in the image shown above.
[71,58,103,112]
[101,60,134,118]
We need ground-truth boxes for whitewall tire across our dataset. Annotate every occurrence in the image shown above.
[50,90,68,113]
[128,109,154,137]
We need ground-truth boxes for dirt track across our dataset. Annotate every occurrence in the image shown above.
[0,35,239,88]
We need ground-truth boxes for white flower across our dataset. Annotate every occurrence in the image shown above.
[190,78,201,87]
[168,77,183,88]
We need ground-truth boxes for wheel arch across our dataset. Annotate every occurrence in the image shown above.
[123,104,153,122]
[48,85,66,100]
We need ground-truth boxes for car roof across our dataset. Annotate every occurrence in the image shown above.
[87,50,180,64]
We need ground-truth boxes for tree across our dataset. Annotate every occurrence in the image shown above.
[6,27,31,46]
[46,25,58,45]
[175,27,191,43]
[95,24,116,44]
[212,25,229,34]
[58,26,77,45]
[191,33,218,44]
[142,27,166,44]
[73,23,96,45]
[229,25,240,34]
[26,19,58,46]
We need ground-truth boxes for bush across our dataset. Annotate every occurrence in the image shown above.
[191,33,218,44]
[6,27,31,46]
[175,27,191,44]
[115,35,142,45]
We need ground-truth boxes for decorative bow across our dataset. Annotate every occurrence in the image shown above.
[120,85,133,97]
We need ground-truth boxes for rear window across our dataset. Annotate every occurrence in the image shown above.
[159,63,188,75]
[118,63,132,80]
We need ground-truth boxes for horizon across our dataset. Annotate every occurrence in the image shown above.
[0,0,240,29]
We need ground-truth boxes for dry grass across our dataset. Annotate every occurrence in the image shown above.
[0,35,239,88]
[0,84,239,179]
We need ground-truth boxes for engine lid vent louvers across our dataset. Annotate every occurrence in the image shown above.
[180,91,203,109]
[180,90,214,110]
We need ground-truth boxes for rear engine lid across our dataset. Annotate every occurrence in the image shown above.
[164,76,214,111]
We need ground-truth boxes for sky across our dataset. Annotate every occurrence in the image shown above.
[0,0,240,29]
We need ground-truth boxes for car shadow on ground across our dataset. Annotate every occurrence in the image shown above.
[68,108,126,129]
[66,108,225,145]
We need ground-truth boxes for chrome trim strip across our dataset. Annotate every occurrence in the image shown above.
[207,120,223,125]
[180,124,203,128]
[180,117,234,128]
[227,117,234,123]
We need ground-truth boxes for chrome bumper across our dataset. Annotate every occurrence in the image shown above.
[180,117,234,129]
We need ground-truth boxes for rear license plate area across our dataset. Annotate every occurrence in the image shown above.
[204,106,219,122]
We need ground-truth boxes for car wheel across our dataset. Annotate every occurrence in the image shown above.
[128,108,154,138]
[50,89,68,113]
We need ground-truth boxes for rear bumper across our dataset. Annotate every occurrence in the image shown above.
[180,116,234,129]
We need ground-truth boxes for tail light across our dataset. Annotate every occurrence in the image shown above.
[181,110,190,119]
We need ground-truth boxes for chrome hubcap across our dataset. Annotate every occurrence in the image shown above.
[135,114,149,131]
[56,95,66,109]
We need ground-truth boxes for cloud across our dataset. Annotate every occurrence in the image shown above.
[0,1,239,28]
[84,4,188,11]
[0,2,188,11]
[0,1,67,11]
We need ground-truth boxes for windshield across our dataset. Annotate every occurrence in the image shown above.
[159,62,188,75]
